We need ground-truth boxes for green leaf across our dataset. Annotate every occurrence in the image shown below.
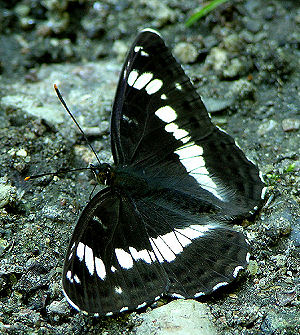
[285,163,295,173]
[186,0,229,27]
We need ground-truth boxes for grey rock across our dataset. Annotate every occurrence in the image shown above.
[203,97,234,113]
[228,79,255,100]
[0,177,16,208]
[1,94,65,125]
[257,120,278,136]
[47,299,69,315]
[223,58,244,79]
[135,300,218,335]
[261,309,299,334]
[205,47,228,73]
[282,118,300,132]
[173,42,198,64]
[223,33,241,52]
[243,18,262,33]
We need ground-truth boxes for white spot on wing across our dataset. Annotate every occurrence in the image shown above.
[150,238,174,262]
[133,72,153,90]
[76,242,85,262]
[175,82,182,90]
[246,252,250,263]
[158,231,184,255]
[106,312,113,316]
[145,78,163,94]
[141,28,161,36]
[147,225,216,264]
[129,246,154,264]
[66,270,73,283]
[233,265,244,278]
[93,216,102,224]
[134,46,143,52]
[120,306,129,313]
[111,265,117,273]
[74,274,81,284]
[261,186,267,200]
[115,248,134,269]
[155,106,177,123]
[161,94,167,100]
[149,239,164,263]
[164,122,190,143]
[176,224,213,240]
[212,282,228,291]
[95,257,106,280]
[171,293,185,299]
[194,292,205,298]
[175,142,225,201]
[127,70,138,86]
[174,229,192,247]
[115,286,123,294]
[85,245,95,276]
[137,302,147,309]
[176,143,204,157]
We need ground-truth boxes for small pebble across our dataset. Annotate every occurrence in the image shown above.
[173,42,198,64]
[282,118,300,132]
[257,120,278,136]
[0,178,16,208]
[223,33,241,52]
[47,300,69,315]
[16,148,27,157]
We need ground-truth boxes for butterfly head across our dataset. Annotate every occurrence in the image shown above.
[90,163,114,186]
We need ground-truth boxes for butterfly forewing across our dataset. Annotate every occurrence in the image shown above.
[111,30,213,167]
[62,29,265,316]
[111,29,264,217]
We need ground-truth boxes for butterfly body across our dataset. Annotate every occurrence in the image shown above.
[62,29,265,316]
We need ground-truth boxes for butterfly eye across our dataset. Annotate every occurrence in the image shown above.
[91,163,113,186]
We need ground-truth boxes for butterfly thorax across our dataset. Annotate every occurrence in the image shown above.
[113,165,151,195]
[91,163,149,195]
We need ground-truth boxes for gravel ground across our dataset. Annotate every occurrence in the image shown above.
[0,0,299,334]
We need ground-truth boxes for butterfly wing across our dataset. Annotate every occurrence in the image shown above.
[111,29,264,217]
[62,188,168,315]
[63,29,265,316]
[63,188,249,315]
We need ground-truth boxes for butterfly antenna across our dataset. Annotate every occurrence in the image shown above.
[24,167,91,181]
[54,84,102,165]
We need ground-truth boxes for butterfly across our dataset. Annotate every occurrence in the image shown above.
[62,28,265,316]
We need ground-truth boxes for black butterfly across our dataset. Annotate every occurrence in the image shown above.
[62,28,265,316]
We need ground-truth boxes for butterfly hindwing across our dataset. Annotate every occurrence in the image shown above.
[63,188,249,315]
[133,194,250,297]
[62,189,169,315]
